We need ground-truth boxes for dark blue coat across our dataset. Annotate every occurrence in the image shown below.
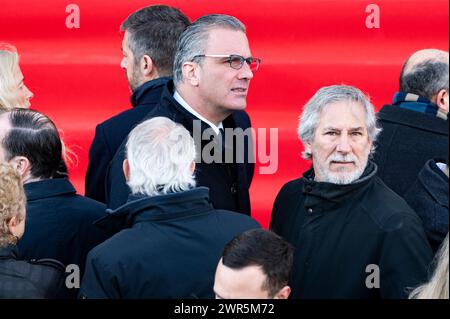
[404,159,449,253]
[85,77,170,203]
[105,80,254,214]
[18,178,108,274]
[373,104,448,197]
[79,187,260,299]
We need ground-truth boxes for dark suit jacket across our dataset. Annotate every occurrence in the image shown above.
[105,80,254,215]
[85,77,170,203]
[373,104,448,196]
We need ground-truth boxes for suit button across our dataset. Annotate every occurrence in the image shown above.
[305,185,313,193]
[307,208,313,214]
[230,183,237,194]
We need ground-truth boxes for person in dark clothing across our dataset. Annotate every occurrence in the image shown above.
[0,109,108,278]
[105,14,259,214]
[405,159,449,253]
[0,163,65,299]
[80,117,260,299]
[373,49,449,196]
[271,85,433,299]
[85,5,191,203]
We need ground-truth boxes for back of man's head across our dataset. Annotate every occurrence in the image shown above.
[0,109,62,180]
[125,116,196,196]
[221,229,294,298]
[400,49,449,101]
[121,5,191,76]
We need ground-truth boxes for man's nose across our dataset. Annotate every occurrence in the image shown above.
[237,61,254,80]
[336,134,352,153]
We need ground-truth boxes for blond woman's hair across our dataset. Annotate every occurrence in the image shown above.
[409,233,449,299]
[0,43,20,110]
[0,163,26,247]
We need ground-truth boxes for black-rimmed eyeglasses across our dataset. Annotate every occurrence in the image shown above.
[193,54,261,72]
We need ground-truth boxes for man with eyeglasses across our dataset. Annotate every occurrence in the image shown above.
[104,14,261,216]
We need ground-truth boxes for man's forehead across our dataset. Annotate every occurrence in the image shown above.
[204,28,249,53]
[318,101,368,126]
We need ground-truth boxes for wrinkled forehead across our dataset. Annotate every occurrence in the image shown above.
[318,101,368,128]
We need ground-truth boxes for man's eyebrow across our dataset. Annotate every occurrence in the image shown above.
[349,127,364,131]
[322,127,340,131]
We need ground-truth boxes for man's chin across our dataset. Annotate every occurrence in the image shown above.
[324,171,361,185]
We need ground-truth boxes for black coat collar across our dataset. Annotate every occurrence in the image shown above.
[378,104,448,135]
[24,178,76,201]
[130,77,170,107]
[95,187,213,236]
[157,80,238,133]
[302,161,378,212]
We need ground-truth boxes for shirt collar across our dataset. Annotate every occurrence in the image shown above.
[173,91,223,135]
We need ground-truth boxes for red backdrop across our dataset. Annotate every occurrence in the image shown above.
[1,0,448,228]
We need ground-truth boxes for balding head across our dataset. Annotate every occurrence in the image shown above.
[400,49,449,110]
[403,49,448,74]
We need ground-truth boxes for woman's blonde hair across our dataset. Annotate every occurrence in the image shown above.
[0,163,26,247]
[409,233,449,299]
[0,43,20,110]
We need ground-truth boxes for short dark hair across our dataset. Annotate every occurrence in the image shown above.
[121,5,191,76]
[1,109,63,179]
[222,229,294,297]
[400,60,449,101]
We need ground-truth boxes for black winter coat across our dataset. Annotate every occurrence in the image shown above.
[373,104,448,196]
[80,187,260,299]
[18,179,108,274]
[270,162,433,299]
[0,245,66,299]
[404,159,449,253]
[85,77,170,203]
[105,80,254,214]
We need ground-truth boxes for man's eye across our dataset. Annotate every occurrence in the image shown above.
[325,131,337,136]
[351,132,362,136]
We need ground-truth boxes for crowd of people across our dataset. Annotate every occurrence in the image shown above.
[0,5,448,299]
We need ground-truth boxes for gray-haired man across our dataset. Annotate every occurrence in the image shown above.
[271,85,432,299]
[105,14,260,214]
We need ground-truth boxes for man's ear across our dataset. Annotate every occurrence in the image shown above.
[141,55,155,78]
[304,142,312,158]
[10,156,31,180]
[435,89,449,112]
[123,159,130,182]
[181,62,200,86]
[273,286,291,299]
[190,161,196,173]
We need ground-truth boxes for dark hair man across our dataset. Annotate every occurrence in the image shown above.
[214,229,293,299]
[105,14,259,214]
[85,5,190,203]
[373,49,449,196]
[0,109,107,280]
[271,85,433,299]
